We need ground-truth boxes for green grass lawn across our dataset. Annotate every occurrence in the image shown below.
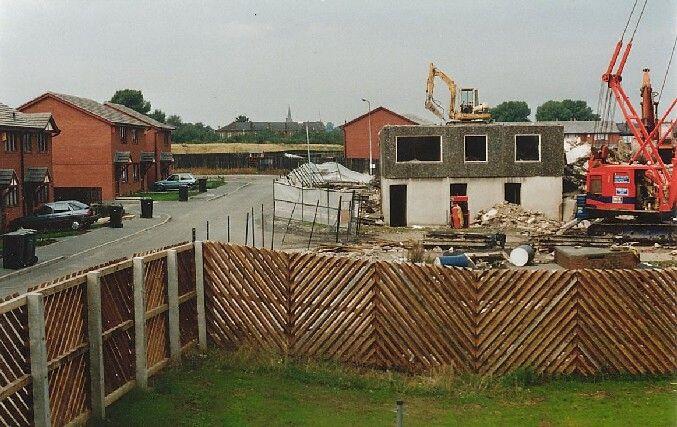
[135,179,227,201]
[104,350,676,426]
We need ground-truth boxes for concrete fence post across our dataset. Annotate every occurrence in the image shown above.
[86,271,105,420]
[166,250,181,365]
[27,292,51,427]
[194,241,207,350]
[133,257,148,389]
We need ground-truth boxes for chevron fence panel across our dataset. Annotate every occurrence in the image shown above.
[577,268,677,375]
[376,262,477,372]
[476,269,577,376]
[144,257,169,371]
[0,300,32,427]
[203,243,290,352]
[290,254,375,365]
[177,246,198,347]
[43,281,89,426]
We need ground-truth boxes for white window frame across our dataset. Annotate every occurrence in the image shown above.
[463,134,488,163]
[22,133,32,153]
[119,126,127,143]
[514,134,541,162]
[131,128,138,144]
[5,132,17,152]
[37,133,47,152]
[394,135,443,163]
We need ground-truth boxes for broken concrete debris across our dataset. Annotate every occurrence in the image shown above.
[473,202,562,232]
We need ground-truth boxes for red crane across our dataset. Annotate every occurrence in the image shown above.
[583,6,676,229]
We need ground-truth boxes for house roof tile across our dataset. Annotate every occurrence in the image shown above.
[46,93,147,126]
[0,102,55,131]
[104,102,175,130]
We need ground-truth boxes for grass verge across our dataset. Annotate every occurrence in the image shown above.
[134,179,227,201]
[104,349,676,426]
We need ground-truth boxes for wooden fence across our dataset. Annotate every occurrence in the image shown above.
[203,243,676,376]
[0,243,204,427]
[0,241,675,426]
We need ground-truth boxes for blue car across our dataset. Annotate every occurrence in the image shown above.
[153,173,197,191]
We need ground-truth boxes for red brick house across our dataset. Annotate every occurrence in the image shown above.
[341,107,422,173]
[19,93,150,202]
[104,102,175,187]
[0,102,60,231]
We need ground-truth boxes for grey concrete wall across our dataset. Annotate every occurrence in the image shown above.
[379,123,564,179]
[381,176,562,225]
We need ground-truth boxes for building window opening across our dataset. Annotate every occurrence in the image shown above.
[396,136,441,162]
[450,183,467,196]
[37,133,48,152]
[504,183,521,204]
[132,164,140,181]
[35,185,48,204]
[22,134,32,153]
[5,132,16,152]
[119,126,126,143]
[515,135,540,161]
[4,186,18,207]
[589,175,602,194]
[464,135,487,162]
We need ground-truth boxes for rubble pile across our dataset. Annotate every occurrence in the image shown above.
[358,187,383,225]
[473,202,563,233]
[564,157,587,192]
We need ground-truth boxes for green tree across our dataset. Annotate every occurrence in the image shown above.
[148,109,166,123]
[166,114,183,127]
[235,115,249,122]
[110,89,151,114]
[536,99,599,121]
[490,101,531,122]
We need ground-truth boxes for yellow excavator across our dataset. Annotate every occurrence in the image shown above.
[425,62,491,123]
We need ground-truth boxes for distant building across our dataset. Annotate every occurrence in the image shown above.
[0,102,60,231]
[19,92,151,202]
[380,123,565,226]
[341,107,427,173]
[538,120,624,146]
[216,107,324,138]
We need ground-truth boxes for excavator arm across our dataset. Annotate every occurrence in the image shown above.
[425,62,457,121]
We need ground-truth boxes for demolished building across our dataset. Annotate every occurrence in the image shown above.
[379,123,565,226]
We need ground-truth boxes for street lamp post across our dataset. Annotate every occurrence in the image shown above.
[361,98,373,176]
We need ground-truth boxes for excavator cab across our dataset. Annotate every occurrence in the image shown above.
[425,63,491,123]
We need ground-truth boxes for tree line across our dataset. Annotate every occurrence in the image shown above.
[489,99,599,122]
[110,89,341,144]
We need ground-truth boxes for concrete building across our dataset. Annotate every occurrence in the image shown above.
[104,102,175,186]
[380,123,565,226]
[0,102,60,231]
[341,107,424,173]
[543,120,624,146]
[19,92,151,202]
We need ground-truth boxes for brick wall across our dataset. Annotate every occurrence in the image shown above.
[343,108,416,162]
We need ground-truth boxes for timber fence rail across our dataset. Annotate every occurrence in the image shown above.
[0,241,675,426]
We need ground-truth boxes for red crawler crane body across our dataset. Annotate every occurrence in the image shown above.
[584,40,677,219]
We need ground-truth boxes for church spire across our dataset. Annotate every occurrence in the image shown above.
[286,105,293,123]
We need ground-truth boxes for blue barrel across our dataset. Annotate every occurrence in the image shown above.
[435,254,470,267]
[575,194,589,219]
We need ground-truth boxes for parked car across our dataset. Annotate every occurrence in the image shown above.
[13,200,97,231]
[153,173,197,191]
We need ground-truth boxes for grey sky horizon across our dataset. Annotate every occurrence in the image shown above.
[1,0,675,128]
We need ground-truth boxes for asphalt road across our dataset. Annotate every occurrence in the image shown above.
[0,175,284,298]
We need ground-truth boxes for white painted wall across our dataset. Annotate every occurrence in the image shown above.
[382,176,562,226]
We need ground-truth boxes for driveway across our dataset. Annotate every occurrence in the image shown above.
[0,175,281,298]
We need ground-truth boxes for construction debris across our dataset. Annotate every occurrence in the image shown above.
[473,202,562,233]
[509,245,535,266]
[423,230,506,249]
[554,246,640,269]
[286,162,373,187]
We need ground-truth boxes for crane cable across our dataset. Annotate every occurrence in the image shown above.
[629,0,648,41]
[657,33,677,104]
[621,0,639,41]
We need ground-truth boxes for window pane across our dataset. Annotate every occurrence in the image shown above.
[515,135,540,161]
[396,136,441,162]
[464,135,487,162]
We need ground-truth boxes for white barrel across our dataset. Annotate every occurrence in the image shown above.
[509,245,535,267]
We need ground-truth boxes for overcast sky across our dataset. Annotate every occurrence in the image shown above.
[1,1,675,127]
